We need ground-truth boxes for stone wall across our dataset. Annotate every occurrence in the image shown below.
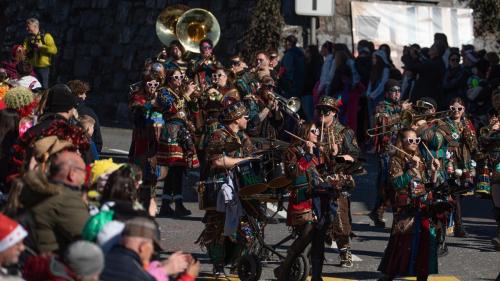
[0,0,255,123]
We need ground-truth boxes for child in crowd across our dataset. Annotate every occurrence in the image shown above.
[79,114,99,161]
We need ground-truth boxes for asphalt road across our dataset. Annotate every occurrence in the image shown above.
[101,126,500,281]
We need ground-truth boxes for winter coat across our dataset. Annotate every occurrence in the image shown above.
[402,54,446,105]
[279,46,306,98]
[76,100,103,152]
[18,171,89,254]
[101,245,155,281]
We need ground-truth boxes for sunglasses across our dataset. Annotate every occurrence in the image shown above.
[310,128,320,135]
[450,105,464,112]
[171,75,184,81]
[231,60,241,66]
[201,45,212,50]
[389,86,401,93]
[212,73,225,79]
[318,109,333,116]
[263,84,275,89]
[146,80,159,88]
[406,137,421,145]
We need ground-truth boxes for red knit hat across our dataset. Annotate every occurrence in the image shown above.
[0,213,27,252]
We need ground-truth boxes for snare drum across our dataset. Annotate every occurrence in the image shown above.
[197,180,224,210]
[234,159,269,197]
[267,161,292,189]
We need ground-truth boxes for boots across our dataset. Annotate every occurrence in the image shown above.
[339,248,353,268]
[212,263,226,277]
[174,199,192,217]
[369,208,386,228]
[454,225,468,238]
[310,258,324,281]
[158,199,175,217]
[275,224,314,281]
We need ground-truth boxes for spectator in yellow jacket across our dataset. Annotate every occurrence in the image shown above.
[23,18,57,88]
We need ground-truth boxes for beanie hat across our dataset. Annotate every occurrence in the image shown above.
[3,86,34,110]
[45,84,77,113]
[0,213,27,252]
[65,241,104,278]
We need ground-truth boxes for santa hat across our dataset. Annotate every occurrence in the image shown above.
[0,213,27,252]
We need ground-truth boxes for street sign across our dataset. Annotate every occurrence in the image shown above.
[295,0,334,16]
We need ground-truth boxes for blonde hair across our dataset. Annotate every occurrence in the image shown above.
[79,115,95,129]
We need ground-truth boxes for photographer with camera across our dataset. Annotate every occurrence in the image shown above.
[23,18,57,88]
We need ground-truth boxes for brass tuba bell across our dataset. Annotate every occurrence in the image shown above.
[155,4,190,47]
[175,8,221,53]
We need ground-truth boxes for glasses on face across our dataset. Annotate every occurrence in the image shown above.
[231,60,241,66]
[171,74,184,81]
[389,86,401,93]
[212,73,225,79]
[310,128,320,135]
[263,84,275,89]
[450,105,464,112]
[146,80,159,88]
[201,45,212,50]
[406,137,421,145]
[318,109,333,116]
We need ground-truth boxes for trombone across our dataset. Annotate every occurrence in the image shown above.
[267,92,302,122]
[367,109,452,137]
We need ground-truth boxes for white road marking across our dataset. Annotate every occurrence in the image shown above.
[107,148,129,155]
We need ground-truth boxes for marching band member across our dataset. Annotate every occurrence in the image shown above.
[230,55,258,97]
[196,100,254,276]
[128,71,163,213]
[369,80,412,227]
[316,95,360,268]
[479,91,500,250]
[439,97,478,237]
[188,38,218,91]
[275,122,328,281]
[378,128,441,281]
[163,40,188,73]
[156,68,200,217]
[244,76,283,139]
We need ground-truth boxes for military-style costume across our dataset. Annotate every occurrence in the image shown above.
[317,96,360,268]
[196,101,254,275]
[370,96,406,226]
[156,86,200,216]
[378,151,439,279]
[128,77,163,210]
[244,86,283,139]
[188,54,218,90]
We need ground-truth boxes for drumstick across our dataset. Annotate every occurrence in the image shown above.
[389,144,423,164]
[320,118,325,143]
[420,141,435,160]
[284,130,327,146]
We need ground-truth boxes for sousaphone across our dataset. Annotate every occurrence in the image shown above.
[175,8,221,53]
[155,4,190,47]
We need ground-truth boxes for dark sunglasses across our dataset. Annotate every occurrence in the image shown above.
[318,109,333,116]
[389,86,401,93]
[231,60,241,66]
[450,105,464,112]
[171,75,184,80]
[212,73,225,79]
[406,137,421,145]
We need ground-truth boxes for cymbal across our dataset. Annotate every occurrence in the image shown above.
[252,137,290,150]
[205,142,241,154]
